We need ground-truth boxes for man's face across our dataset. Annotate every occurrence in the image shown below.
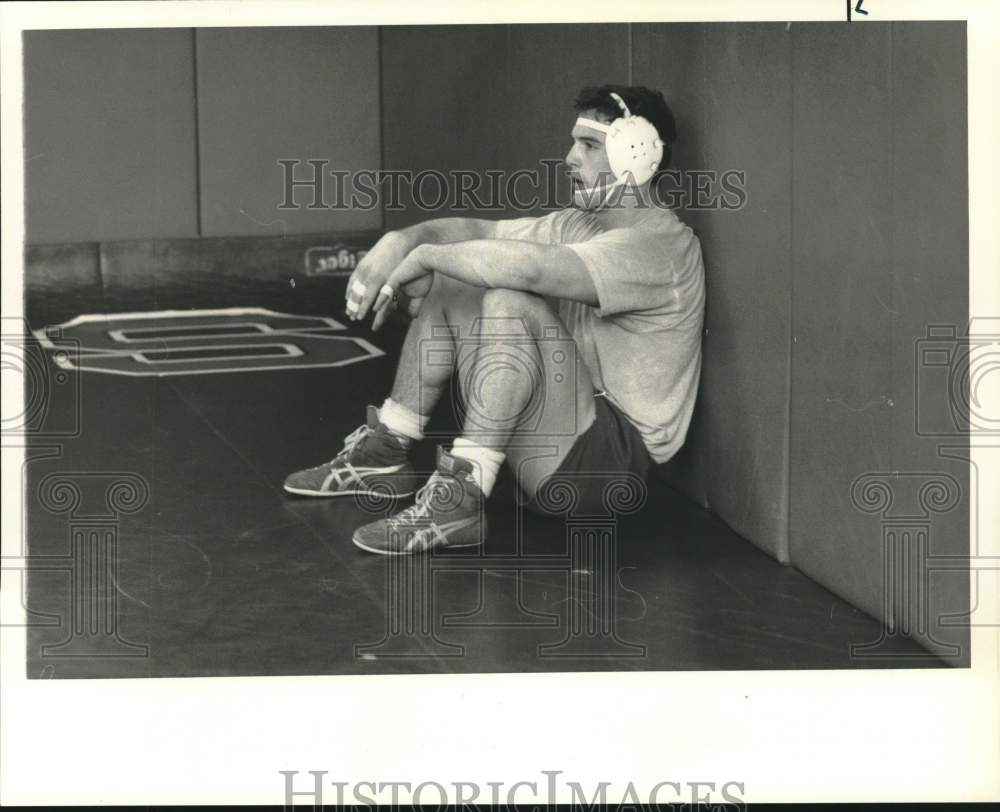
[564,109,614,203]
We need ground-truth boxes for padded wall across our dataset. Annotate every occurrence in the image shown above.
[789,22,894,608]
[23,29,199,243]
[381,24,628,229]
[502,24,630,215]
[788,22,968,663]
[635,24,793,560]
[381,25,508,230]
[196,27,381,237]
[98,232,380,312]
[632,24,712,513]
[889,23,970,663]
[698,24,793,562]
[23,244,102,326]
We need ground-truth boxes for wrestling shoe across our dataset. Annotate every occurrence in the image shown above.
[352,447,487,555]
[283,405,421,498]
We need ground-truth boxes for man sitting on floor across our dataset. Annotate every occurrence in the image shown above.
[283,85,706,555]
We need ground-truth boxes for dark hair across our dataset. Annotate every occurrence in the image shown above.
[573,85,677,172]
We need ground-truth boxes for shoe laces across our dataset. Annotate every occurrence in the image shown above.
[330,423,370,464]
[389,472,449,527]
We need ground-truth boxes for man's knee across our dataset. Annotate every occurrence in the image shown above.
[424,273,486,325]
[427,271,466,303]
[479,288,553,335]
[481,287,546,313]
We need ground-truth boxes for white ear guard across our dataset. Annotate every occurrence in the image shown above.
[576,92,664,187]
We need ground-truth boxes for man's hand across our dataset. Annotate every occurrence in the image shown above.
[368,248,434,330]
[345,230,412,321]
[370,273,432,331]
[346,219,499,322]
[367,246,434,320]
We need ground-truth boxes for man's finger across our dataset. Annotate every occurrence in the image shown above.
[353,277,386,321]
[345,278,368,319]
[370,287,393,331]
[345,266,367,301]
[373,284,396,314]
[371,303,390,332]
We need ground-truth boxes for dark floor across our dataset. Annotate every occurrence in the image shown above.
[18,304,946,678]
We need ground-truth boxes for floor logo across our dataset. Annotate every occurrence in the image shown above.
[33,308,383,377]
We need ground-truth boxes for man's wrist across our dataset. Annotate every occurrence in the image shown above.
[384,228,417,254]
[394,220,442,253]
[410,242,438,268]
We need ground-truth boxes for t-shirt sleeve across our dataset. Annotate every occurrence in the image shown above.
[494,209,601,245]
[565,229,678,318]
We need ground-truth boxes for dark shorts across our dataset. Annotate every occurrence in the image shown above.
[527,392,652,517]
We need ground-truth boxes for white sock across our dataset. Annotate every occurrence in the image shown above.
[451,437,505,497]
[378,398,429,442]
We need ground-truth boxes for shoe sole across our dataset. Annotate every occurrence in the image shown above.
[283,485,416,499]
[351,533,483,556]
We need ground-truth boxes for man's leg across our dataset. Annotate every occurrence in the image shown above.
[384,272,488,423]
[454,288,597,500]
[351,288,598,554]
[284,273,486,498]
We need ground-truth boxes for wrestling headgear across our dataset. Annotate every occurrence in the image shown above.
[574,91,664,208]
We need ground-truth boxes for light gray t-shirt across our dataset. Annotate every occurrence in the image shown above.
[494,206,705,464]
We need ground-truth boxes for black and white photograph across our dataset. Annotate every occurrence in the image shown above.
[1,0,997,807]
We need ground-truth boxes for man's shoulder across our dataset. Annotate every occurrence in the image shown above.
[522,207,602,244]
[590,207,694,251]
[496,208,591,238]
[632,207,702,261]
[632,205,690,235]
[536,207,600,230]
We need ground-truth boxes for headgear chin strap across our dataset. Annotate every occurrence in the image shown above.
[574,91,664,209]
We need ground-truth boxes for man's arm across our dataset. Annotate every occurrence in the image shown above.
[346,218,500,320]
[411,240,598,305]
[366,238,597,324]
[394,217,500,249]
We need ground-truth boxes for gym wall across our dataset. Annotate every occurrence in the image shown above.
[381,23,630,229]
[633,23,794,568]
[787,22,968,657]
[23,27,380,243]
[23,29,200,243]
